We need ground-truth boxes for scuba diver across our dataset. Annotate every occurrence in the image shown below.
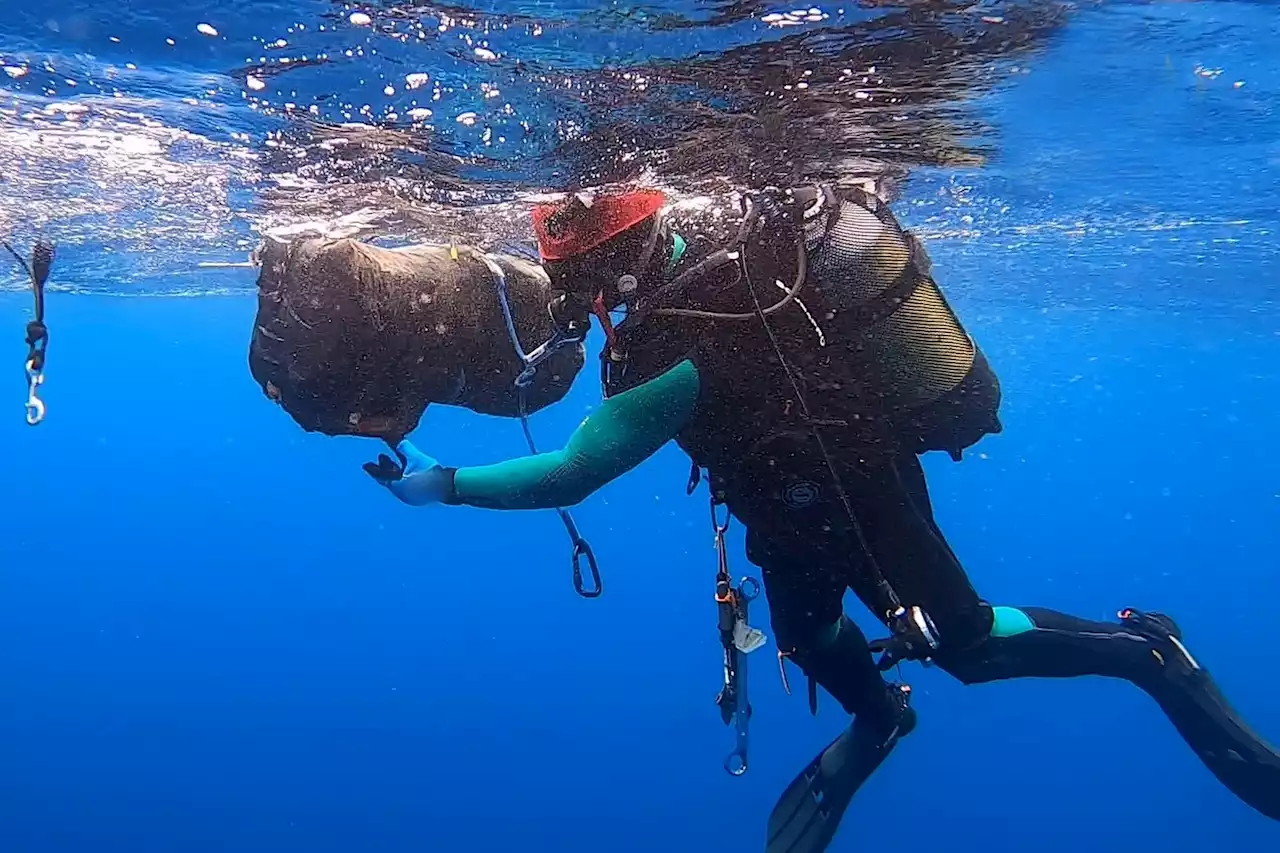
[341,184,1275,852]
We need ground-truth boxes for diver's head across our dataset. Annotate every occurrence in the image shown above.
[532,188,668,311]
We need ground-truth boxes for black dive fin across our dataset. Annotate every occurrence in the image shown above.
[1124,609,1280,821]
[766,690,915,853]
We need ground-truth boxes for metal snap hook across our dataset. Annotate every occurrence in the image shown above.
[724,748,748,777]
[24,360,45,425]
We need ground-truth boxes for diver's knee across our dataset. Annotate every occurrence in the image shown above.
[934,648,994,685]
[776,613,861,659]
[780,614,903,720]
[931,602,1011,684]
[927,598,993,645]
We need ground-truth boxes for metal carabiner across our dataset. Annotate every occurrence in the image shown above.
[711,495,730,536]
[521,380,605,602]
[571,537,602,598]
[514,364,538,388]
[724,744,748,777]
[24,360,45,425]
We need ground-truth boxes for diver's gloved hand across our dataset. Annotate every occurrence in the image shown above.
[363,439,453,506]
[869,605,941,671]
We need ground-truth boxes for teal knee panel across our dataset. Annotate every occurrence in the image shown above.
[990,606,1036,638]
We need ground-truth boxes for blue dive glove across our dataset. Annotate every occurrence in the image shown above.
[363,439,453,506]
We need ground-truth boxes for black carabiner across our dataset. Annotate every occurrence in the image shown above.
[572,537,602,598]
[520,378,604,601]
[711,496,731,537]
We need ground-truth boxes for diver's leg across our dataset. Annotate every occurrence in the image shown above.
[748,531,915,853]
[748,530,908,731]
[852,455,1280,821]
[838,451,994,649]
[938,605,1280,821]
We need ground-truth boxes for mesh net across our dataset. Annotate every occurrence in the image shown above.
[248,237,583,439]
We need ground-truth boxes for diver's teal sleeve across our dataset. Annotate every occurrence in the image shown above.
[448,359,700,510]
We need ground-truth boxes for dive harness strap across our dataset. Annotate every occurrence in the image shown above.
[4,239,54,426]
[480,251,603,599]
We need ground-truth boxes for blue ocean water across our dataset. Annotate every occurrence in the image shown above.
[2,2,1278,852]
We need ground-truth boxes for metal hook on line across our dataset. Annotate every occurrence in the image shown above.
[25,360,45,425]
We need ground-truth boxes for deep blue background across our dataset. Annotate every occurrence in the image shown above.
[2,2,1279,852]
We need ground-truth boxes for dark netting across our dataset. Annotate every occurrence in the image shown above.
[248,236,584,440]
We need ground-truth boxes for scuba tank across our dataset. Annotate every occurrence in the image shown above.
[804,187,1002,460]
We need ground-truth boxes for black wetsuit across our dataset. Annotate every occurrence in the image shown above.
[439,184,1280,822]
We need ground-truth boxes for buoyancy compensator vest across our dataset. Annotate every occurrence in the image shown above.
[603,184,1002,466]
